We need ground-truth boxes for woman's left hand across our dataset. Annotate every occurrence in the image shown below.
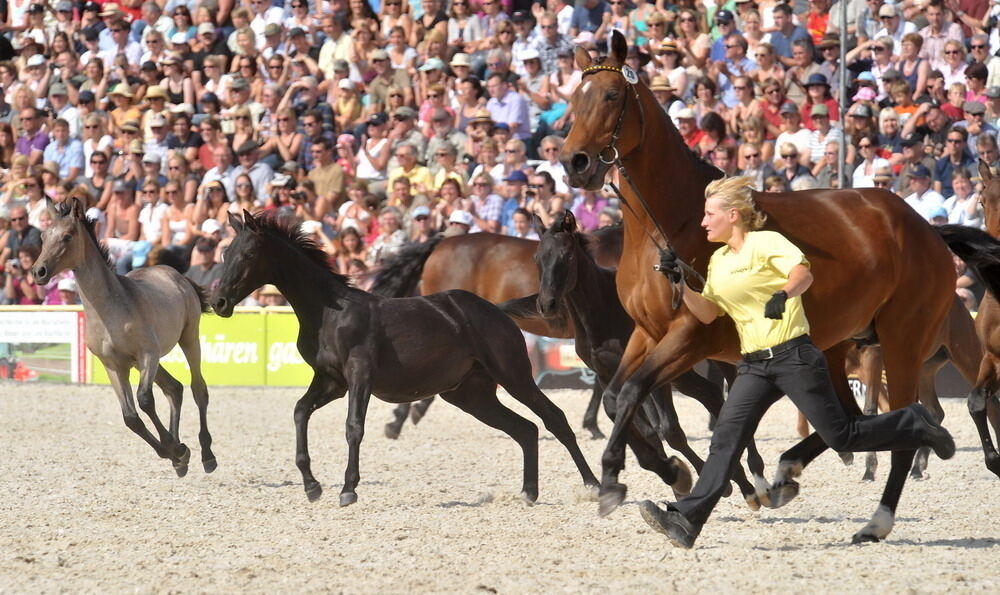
[764,290,788,319]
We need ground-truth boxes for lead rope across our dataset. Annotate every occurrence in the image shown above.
[583,63,705,309]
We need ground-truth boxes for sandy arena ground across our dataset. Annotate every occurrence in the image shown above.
[1,382,998,593]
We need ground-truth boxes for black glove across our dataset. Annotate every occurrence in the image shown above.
[764,290,788,320]
[655,249,681,283]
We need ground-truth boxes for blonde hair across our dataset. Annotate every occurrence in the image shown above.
[704,175,767,230]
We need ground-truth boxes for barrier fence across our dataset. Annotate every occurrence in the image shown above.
[0,306,973,396]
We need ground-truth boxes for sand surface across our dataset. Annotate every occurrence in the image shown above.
[1,382,998,593]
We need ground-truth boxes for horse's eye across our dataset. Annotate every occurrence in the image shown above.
[62,234,72,243]
[605,90,619,102]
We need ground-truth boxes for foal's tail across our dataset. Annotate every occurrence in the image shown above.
[369,235,444,297]
[184,277,213,313]
[499,294,570,335]
[937,224,1000,298]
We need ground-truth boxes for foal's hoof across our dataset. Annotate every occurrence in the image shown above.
[598,483,626,517]
[585,426,606,440]
[409,406,426,425]
[384,423,401,440]
[838,452,854,466]
[521,487,539,504]
[172,445,191,478]
[203,457,218,474]
[766,480,800,509]
[305,483,323,502]
[744,493,762,512]
[851,531,881,545]
[669,458,693,499]
[339,492,358,507]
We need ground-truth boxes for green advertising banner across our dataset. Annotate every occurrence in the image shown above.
[90,310,271,386]
[263,310,313,386]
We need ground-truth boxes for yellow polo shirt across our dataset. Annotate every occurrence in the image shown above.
[701,230,810,354]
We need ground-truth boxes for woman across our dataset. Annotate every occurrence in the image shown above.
[656,40,688,100]
[800,74,839,131]
[386,25,417,71]
[594,0,632,47]
[166,5,196,41]
[697,112,732,158]
[228,106,258,154]
[898,33,929,100]
[447,0,481,52]
[675,8,710,71]
[727,77,761,138]
[166,154,199,207]
[335,227,369,273]
[350,20,380,77]
[430,177,464,230]
[469,138,502,184]
[4,244,44,305]
[336,134,358,182]
[368,206,408,265]
[260,108,303,169]
[851,131,889,188]
[419,83,453,133]
[160,180,195,258]
[750,44,785,90]
[140,30,167,65]
[382,1,414,42]
[229,174,257,214]
[692,77,727,125]
[454,77,485,131]
[160,54,194,107]
[940,40,967,87]
[21,172,45,228]
[197,117,226,172]
[642,175,955,549]
[107,83,141,136]
[356,114,391,192]
[573,189,608,232]
[0,122,16,169]
[741,10,766,55]
[193,55,226,99]
[943,170,983,228]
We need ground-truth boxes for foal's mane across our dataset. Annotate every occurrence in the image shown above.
[66,204,114,269]
[254,212,351,285]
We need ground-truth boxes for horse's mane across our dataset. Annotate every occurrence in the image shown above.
[254,212,351,285]
[77,210,114,269]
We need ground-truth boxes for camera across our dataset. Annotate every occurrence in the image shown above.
[7,258,20,270]
[291,191,306,202]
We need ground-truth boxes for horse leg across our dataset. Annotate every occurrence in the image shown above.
[410,396,435,424]
[384,403,411,440]
[649,385,704,474]
[912,352,946,480]
[440,370,541,502]
[339,370,373,507]
[670,367,761,507]
[106,366,174,463]
[860,345,884,482]
[154,366,183,443]
[179,327,216,473]
[765,343,860,508]
[135,354,188,476]
[582,380,605,440]
[969,356,1000,478]
[294,374,346,502]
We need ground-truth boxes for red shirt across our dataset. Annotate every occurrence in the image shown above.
[806,11,830,45]
[800,98,840,130]
[682,128,706,149]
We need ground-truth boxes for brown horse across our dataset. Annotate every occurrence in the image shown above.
[560,31,1000,543]
[961,162,1000,477]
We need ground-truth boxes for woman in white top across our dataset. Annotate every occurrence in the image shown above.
[851,132,890,188]
[355,115,391,186]
[944,170,984,228]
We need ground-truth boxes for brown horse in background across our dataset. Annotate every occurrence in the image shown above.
[560,31,1000,543]
[959,162,1000,477]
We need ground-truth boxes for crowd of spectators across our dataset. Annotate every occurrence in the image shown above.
[0,0,992,306]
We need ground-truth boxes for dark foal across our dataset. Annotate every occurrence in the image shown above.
[212,211,599,504]
[504,211,764,505]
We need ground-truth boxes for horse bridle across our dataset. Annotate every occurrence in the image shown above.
[581,64,704,309]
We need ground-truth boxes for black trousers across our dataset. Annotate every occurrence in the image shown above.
[674,338,931,529]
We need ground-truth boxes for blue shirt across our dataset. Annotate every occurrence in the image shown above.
[487,90,532,141]
[571,2,608,33]
[933,154,975,197]
[718,57,758,107]
[710,29,743,62]
[768,26,812,59]
[42,138,84,180]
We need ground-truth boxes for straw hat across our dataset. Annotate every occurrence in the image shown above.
[469,109,493,125]
[109,82,133,98]
[260,284,282,297]
[650,76,674,93]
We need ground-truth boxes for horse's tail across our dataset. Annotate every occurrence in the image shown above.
[369,235,444,297]
[183,276,213,313]
[937,224,1000,298]
[498,293,571,335]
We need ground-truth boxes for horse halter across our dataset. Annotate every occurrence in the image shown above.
[581,63,703,309]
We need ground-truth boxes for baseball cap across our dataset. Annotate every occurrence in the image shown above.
[264,23,282,36]
[448,210,474,226]
[810,104,829,117]
[964,100,986,115]
[142,151,161,164]
[57,278,77,292]
[26,54,45,68]
[450,53,471,68]
[418,57,446,72]
[900,135,922,148]
[197,22,215,35]
[715,9,735,23]
[878,4,898,17]
[521,49,541,62]
[779,102,799,115]
[504,170,528,183]
[911,163,931,178]
[170,32,188,45]
[393,106,418,120]
[371,49,389,61]
[928,205,949,220]
[148,113,168,127]
[676,107,696,120]
[411,205,431,219]
[850,103,873,118]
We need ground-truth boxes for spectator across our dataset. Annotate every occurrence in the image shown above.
[852,132,891,188]
[467,174,503,233]
[185,237,223,292]
[1,205,40,265]
[769,4,810,67]
[485,74,531,143]
[15,107,48,167]
[955,101,996,158]
[4,244,44,305]
[943,170,984,228]
[934,126,975,196]
[42,118,83,180]
[904,163,946,221]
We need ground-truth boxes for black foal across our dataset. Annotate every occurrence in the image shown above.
[212,211,599,504]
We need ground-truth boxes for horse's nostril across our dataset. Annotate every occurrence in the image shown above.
[213,298,227,312]
[571,152,591,175]
[35,267,46,279]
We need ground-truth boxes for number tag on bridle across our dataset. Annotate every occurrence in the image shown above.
[621,64,639,85]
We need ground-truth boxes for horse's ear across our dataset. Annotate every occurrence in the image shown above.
[562,210,577,232]
[979,159,993,184]
[69,198,84,220]
[242,209,258,231]
[532,213,547,237]
[228,211,244,233]
[44,196,58,217]
[609,30,628,65]
[574,45,592,72]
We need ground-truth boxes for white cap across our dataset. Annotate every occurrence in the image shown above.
[337,78,355,91]
[448,210,474,226]
[521,49,541,61]
[26,54,46,68]
[57,278,77,292]
[300,220,322,234]
[201,219,222,234]
[170,32,188,45]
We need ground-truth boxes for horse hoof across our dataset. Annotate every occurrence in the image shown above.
[721,482,733,498]
[838,452,854,466]
[384,423,401,440]
[744,493,762,512]
[203,457,218,474]
[339,492,358,507]
[986,453,1000,478]
[910,469,927,481]
[409,408,426,425]
[521,488,539,504]
[172,445,191,477]
[305,484,323,502]
[598,484,626,517]
[585,426,605,440]
[861,471,875,482]
[670,458,693,498]
[767,480,800,509]
[851,532,881,545]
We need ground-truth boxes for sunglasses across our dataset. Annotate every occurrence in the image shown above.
[944,50,961,55]
[11,216,26,221]
[414,215,428,221]
[858,143,872,148]
[947,138,964,143]
[972,44,988,50]
[236,182,252,188]
[873,46,886,52]
[90,158,106,164]
[744,153,760,158]
[781,153,797,158]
